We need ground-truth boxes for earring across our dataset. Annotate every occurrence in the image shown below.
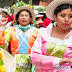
[70,24,72,29]
[53,22,57,27]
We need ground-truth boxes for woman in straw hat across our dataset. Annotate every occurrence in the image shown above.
[31,0,72,72]
[13,6,39,72]
[0,6,39,72]
[0,6,39,54]
[12,6,39,54]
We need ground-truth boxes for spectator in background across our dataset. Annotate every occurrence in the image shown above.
[1,8,14,22]
[38,14,51,28]
[1,9,14,27]
[2,9,11,18]
[38,0,52,28]
[39,0,52,6]
[34,0,52,28]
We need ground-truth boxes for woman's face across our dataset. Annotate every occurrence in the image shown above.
[17,10,32,26]
[2,12,8,18]
[54,8,72,30]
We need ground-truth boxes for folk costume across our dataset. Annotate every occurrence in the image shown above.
[31,0,72,72]
[31,27,72,72]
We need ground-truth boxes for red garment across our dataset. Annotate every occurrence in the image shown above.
[8,14,14,22]
[39,17,51,28]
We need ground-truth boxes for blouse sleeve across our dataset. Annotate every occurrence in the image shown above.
[10,27,19,55]
[31,33,61,69]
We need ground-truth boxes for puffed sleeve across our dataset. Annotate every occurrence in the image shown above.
[10,27,19,55]
[31,33,61,69]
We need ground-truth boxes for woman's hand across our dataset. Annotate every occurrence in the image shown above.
[1,18,8,26]
[59,58,72,65]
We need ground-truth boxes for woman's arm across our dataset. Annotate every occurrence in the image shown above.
[31,33,62,69]
[31,33,72,69]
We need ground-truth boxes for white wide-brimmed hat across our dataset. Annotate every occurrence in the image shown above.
[0,48,16,72]
[1,9,11,16]
[46,0,72,20]
[0,8,2,13]
[14,6,36,23]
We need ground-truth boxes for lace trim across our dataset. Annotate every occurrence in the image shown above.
[41,28,68,45]
[49,37,68,45]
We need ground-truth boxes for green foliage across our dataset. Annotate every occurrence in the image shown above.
[15,67,23,72]
[10,1,35,13]
[34,20,39,28]
[37,7,46,12]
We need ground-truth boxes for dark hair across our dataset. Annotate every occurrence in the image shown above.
[2,11,8,15]
[42,15,47,21]
[54,4,72,16]
[16,9,32,25]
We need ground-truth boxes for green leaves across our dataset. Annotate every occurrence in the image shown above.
[37,7,46,12]
[10,1,35,13]
[0,59,4,65]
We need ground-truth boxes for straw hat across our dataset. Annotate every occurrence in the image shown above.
[1,9,11,16]
[0,8,2,13]
[46,0,72,20]
[0,48,16,72]
[14,6,36,23]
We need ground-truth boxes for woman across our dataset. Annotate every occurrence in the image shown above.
[0,6,39,54]
[2,9,11,18]
[0,6,39,72]
[13,6,39,72]
[1,9,14,27]
[31,0,72,72]
[12,6,39,54]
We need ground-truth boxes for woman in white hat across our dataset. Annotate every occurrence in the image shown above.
[31,0,72,72]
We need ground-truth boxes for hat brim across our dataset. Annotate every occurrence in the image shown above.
[36,15,43,18]
[46,0,72,20]
[0,48,16,72]
[14,6,36,24]
[2,9,11,16]
[39,11,46,14]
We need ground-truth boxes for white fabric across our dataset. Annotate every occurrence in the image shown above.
[53,58,62,67]
[5,22,11,28]
[0,15,2,19]
[47,23,53,28]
